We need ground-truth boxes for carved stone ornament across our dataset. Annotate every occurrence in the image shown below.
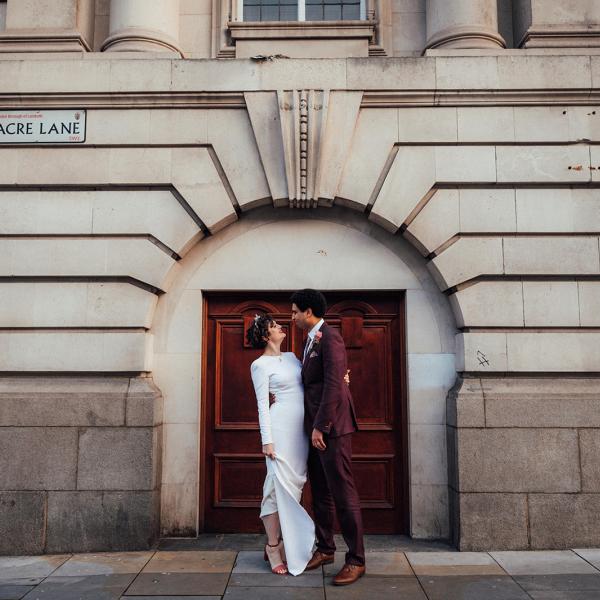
[245,89,362,208]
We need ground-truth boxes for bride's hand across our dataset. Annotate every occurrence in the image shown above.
[262,443,276,460]
[344,369,351,386]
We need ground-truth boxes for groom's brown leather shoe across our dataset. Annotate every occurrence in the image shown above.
[333,563,366,586]
[305,550,335,570]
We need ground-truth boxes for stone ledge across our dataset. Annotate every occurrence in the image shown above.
[446,378,485,428]
[0,376,162,426]
[0,54,593,98]
[228,20,376,40]
[450,378,600,428]
[127,378,163,427]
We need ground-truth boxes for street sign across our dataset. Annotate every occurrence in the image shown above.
[0,109,86,144]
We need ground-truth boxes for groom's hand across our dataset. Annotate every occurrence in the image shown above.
[312,428,326,451]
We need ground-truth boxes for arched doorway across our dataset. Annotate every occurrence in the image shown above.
[152,206,457,540]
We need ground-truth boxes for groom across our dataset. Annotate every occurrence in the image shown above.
[291,289,365,585]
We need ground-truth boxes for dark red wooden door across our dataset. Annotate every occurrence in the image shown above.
[201,292,407,533]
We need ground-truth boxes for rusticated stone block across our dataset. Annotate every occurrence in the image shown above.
[457,493,529,551]
[482,378,600,428]
[0,395,124,427]
[77,428,155,491]
[126,378,163,426]
[0,376,128,426]
[580,430,600,492]
[46,491,159,553]
[0,428,77,490]
[0,492,46,555]
[458,429,580,493]
[529,494,600,549]
[446,378,485,428]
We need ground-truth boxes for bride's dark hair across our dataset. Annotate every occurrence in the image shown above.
[246,314,274,349]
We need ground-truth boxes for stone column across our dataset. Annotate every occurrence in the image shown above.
[102,0,182,56]
[425,0,505,50]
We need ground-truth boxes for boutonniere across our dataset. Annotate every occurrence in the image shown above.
[313,331,323,346]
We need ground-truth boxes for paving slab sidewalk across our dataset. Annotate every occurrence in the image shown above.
[0,536,599,600]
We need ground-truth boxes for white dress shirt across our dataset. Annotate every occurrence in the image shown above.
[303,318,324,362]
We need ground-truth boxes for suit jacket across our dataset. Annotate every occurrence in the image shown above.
[301,322,358,438]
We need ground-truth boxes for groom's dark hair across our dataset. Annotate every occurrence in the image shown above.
[290,289,327,318]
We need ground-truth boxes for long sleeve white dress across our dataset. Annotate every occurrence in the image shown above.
[250,352,315,576]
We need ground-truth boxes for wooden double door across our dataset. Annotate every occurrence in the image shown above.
[201,291,407,534]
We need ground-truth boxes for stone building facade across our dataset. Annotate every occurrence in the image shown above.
[0,0,599,554]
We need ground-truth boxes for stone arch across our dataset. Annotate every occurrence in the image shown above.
[151,205,457,540]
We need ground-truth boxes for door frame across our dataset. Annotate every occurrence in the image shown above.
[198,289,409,534]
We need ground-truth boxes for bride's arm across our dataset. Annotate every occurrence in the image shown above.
[250,361,276,458]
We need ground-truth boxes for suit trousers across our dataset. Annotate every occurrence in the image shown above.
[307,433,365,566]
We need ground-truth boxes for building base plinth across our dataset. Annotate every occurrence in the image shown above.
[448,377,600,551]
[0,376,163,555]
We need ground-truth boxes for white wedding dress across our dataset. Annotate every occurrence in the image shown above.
[250,352,315,576]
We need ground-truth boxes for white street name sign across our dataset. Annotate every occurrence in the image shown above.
[0,109,86,144]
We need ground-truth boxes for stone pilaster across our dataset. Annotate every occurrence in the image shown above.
[425,0,505,50]
[101,0,183,56]
[0,0,95,53]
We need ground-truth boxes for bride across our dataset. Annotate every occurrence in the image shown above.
[247,314,314,576]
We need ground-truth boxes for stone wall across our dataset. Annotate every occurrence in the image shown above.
[0,377,162,555]
[448,378,600,550]
[0,49,599,551]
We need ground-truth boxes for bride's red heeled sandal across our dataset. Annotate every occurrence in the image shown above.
[263,537,287,565]
[264,541,287,575]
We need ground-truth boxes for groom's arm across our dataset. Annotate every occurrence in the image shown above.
[313,329,346,434]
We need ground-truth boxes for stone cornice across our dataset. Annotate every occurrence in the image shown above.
[360,89,600,107]
[0,55,597,107]
[0,93,247,109]
[0,89,598,109]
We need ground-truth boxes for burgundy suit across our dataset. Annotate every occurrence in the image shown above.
[302,322,365,566]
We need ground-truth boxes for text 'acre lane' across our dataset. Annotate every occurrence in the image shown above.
[0,121,82,136]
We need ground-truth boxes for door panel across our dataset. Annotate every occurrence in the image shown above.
[201,292,407,534]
